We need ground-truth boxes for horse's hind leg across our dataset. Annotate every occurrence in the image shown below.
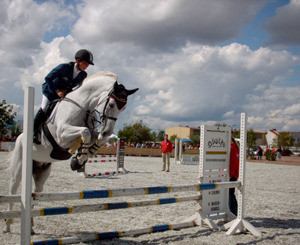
[32,162,52,193]
[5,136,23,233]
[30,162,52,234]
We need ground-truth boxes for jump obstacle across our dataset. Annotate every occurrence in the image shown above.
[2,87,261,244]
[174,138,199,165]
[77,138,129,178]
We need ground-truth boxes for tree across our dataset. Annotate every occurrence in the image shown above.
[232,130,240,139]
[247,129,256,149]
[190,134,200,147]
[157,130,165,141]
[273,132,294,149]
[11,125,22,138]
[150,131,157,141]
[118,121,153,143]
[0,100,16,138]
[170,134,177,143]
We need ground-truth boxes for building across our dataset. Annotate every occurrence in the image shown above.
[291,132,300,146]
[266,129,279,147]
[165,126,200,140]
[253,130,267,146]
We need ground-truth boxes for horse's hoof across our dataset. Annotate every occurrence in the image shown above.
[70,157,87,171]
[70,157,80,171]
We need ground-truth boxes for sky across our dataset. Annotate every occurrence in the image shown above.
[0,0,300,133]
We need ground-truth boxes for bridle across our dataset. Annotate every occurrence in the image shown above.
[62,88,127,130]
[98,91,127,122]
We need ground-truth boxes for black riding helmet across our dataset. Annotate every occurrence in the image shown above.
[75,49,94,65]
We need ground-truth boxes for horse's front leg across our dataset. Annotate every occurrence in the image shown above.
[87,132,108,156]
[58,125,91,170]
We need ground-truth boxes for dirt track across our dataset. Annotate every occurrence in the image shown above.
[0,152,299,245]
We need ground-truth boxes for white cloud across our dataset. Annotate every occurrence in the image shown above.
[0,0,76,111]
[284,103,300,116]
[115,42,298,131]
[0,0,75,67]
[73,0,267,50]
[245,86,300,131]
[224,111,235,118]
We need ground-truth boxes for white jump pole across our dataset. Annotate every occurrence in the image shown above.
[21,87,34,245]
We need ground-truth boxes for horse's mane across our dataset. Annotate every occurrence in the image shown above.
[84,71,118,83]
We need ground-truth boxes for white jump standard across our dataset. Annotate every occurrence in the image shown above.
[175,138,199,165]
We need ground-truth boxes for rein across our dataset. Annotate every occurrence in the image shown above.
[62,97,102,129]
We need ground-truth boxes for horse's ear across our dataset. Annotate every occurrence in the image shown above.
[113,81,119,90]
[126,88,139,96]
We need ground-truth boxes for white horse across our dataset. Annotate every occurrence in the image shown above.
[5,71,138,233]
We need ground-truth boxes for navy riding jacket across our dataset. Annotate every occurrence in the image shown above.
[42,62,87,101]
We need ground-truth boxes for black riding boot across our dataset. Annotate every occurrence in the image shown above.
[33,108,47,145]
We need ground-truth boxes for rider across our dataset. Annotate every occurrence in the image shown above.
[33,49,94,144]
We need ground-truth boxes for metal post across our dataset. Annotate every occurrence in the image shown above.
[179,139,182,163]
[21,87,34,245]
[237,112,247,219]
[174,138,178,163]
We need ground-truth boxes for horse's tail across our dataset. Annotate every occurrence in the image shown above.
[1,134,23,172]
[0,150,14,171]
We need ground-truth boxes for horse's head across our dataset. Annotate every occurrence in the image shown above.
[97,81,138,139]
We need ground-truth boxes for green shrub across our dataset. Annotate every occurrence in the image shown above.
[266,151,276,161]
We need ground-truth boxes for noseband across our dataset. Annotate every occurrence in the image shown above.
[97,91,127,122]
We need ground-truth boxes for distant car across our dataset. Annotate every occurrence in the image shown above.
[253,148,259,156]
[282,149,292,156]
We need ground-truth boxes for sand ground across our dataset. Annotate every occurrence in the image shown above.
[0,152,299,245]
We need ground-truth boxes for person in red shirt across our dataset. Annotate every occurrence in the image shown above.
[229,137,239,216]
[161,134,173,172]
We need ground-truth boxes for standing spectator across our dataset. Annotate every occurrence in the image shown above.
[257,147,263,160]
[161,134,173,172]
[229,137,239,216]
[277,146,282,160]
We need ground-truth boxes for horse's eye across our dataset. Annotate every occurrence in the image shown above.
[109,103,114,108]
